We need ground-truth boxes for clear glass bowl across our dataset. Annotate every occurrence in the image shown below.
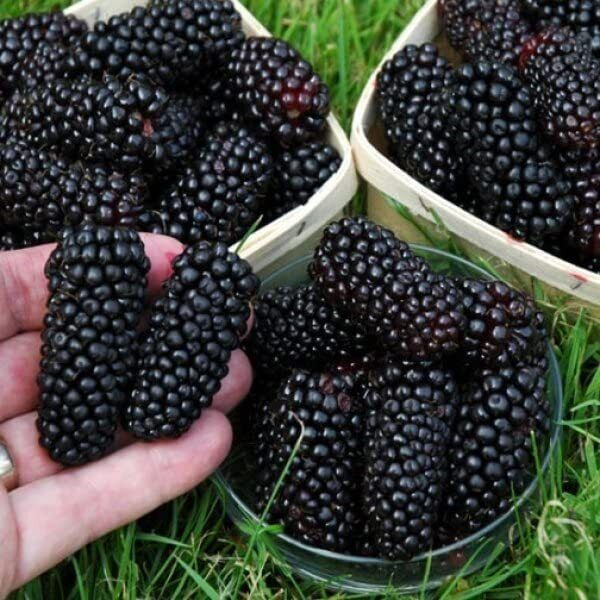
[215,247,563,594]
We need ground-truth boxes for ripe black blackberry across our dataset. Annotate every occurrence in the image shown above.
[5,74,189,172]
[443,60,574,242]
[376,44,462,195]
[459,279,547,368]
[439,0,533,65]
[522,1,600,36]
[310,217,465,360]
[362,361,457,560]
[157,122,273,244]
[267,142,341,222]
[37,225,149,466]
[253,369,364,554]
[247,284,369,375]
[0,11,87,97]
[0,141,148,240]
[520,28,600,149]
[224,37,330,147]
[441,351,551,537]
[70,0,243,87]
[125,241,259,440]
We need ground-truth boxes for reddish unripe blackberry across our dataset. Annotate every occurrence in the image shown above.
[70,0,243,86]
[441,351,551,537]
[224,37,330,147]
[0,11,87,96]
[157,121,273,244]
[520,27,600,149]
[247,284,369,375]
[362,361,457,560]
[125,241,259,440]
[5,74,190,172]
[459,279,547,368]
[37,225,149,466]
[310,217,465,359]
[267,141,341,222]
[254,369,364,554]
[376,44,462,195]
[0,140,148,240]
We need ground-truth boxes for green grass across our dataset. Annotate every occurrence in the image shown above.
[3,0,600,598]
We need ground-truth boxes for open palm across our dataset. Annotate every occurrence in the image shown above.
[0,235,252,598]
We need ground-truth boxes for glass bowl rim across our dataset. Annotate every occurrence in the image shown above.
[216,245,564,566]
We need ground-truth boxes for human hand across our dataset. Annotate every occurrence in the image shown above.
[0,235,253,598]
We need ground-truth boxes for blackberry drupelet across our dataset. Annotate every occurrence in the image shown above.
[125,241,259,440]
[459,279,547,368]
[520,27,600,149]
[0,141,148,240]
[157,122,273,244]
[37,225,149,466]
[6,74,188,172]
[71,0,244,86]
[310,217,465,360]
[0,11,87,96]
[267,141,342,222]
[247,284,369,375]
[362,361,457,560]
[254,369,364,554]
[441,351,551,537]
[224,37,330,147]
[376,43,462,195]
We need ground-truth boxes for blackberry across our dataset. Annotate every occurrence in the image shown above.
[0,11,87,96]
[70,0,244,87]
[439,0,533,65]
[267,141,342,222]
[0,225,26,251]
[362,361,457,560]
[376,44,462,195]
[224,37,330,147]
[520,28,600,149]
[522,1,600,37]
[157,122,273,244]
[247,284,369,375]
[310,217,465,360]
[443,60,574,241]
[5,74,189,172]
[37,225,149,466]
[560,148,600,271]
[254,369,363,554]
[441,351,551,537]
[14,41,80,90]
[125,241,259,440]
[0,141,147,241]
[459,279,547,368]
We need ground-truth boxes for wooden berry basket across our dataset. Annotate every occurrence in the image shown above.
[351,0,600,321]
[66,0,358,275]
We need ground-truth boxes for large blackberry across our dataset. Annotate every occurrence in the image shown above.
[5,74,190,172]
[439,0,533,65]
[125,241,259,440]
[362,361,457,560]
[0,141,148,240]
[69,0,243,87]
[459,279,547,368]
[441,351,551,537]
[254,369,364,554]
[376,44,463,195]
[247,284,369,375]
[310,217,465,360]
[36,225,149,466]
[522,1,600,37]
[266,142,341,222]
[520,28,600,149]
[157,122,273,244]
[443,60,574,242]
[0,11,87,97]
[224,37,330,147]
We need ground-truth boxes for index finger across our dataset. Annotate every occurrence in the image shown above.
[0,234,184,341]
